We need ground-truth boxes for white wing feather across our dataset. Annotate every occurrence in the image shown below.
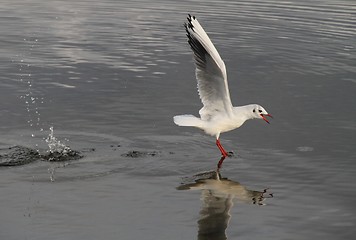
[185,15,233,120]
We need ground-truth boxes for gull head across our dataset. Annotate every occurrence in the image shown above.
[252,105,273,124]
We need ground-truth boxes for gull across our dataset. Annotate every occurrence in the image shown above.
[173,14,272,168]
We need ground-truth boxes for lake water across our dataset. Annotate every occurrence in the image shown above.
[0,0,355,239]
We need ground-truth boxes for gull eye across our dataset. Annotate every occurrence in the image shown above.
[258,110,263,113]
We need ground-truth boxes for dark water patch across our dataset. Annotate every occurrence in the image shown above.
[0,145,83,166]
[122,150,161,158]
[42,149,83,162]
[0,146,41,166]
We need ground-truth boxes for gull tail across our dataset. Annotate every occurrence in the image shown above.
[173,115,203,128]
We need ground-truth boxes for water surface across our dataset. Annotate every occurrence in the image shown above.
[0,0,355,239]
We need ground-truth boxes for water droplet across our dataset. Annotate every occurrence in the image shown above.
[48,167,55,182]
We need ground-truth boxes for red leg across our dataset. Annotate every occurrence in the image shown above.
[216,138,229,157]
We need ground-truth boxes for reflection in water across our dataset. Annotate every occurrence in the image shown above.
[178,170,273,240]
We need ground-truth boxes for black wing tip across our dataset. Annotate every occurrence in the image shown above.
[184,14,207,70]
[185,14,196,32]
[187,14,196,21]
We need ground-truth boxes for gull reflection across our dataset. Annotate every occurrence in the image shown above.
[177,170,273,240]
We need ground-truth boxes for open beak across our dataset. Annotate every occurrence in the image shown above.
[260,114,273,124]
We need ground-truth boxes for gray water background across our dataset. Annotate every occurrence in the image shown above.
[0,0,355,239]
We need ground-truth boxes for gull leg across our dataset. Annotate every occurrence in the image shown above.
[216,138,229,157]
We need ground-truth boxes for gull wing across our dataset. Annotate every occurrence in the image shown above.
[185,15,233,120]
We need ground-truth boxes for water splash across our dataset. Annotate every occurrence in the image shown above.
[45,126,71,156]
[44,127,82,182]
[43,126,82,162]
[45,126,71,182]
[17,37,44,149]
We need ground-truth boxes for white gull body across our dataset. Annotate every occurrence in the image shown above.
[173,15,272,163]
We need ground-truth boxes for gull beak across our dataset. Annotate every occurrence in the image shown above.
[260,114,273,124]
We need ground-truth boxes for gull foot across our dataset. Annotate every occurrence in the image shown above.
[221,151,233,158]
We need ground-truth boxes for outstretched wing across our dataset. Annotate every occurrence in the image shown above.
[185,14,233,120]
